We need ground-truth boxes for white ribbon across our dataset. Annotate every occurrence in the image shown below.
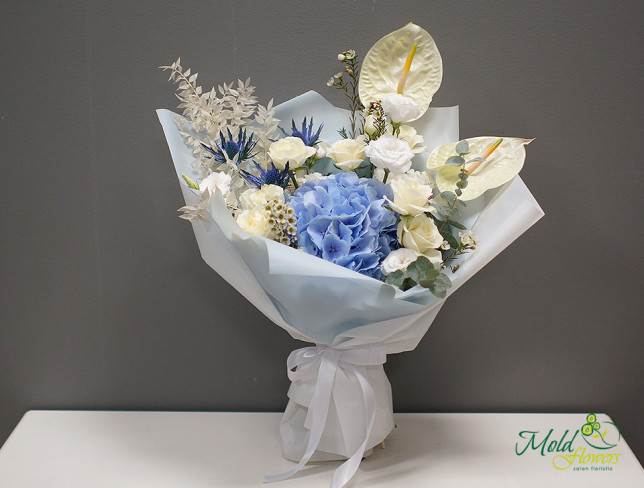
[263,345,387,488]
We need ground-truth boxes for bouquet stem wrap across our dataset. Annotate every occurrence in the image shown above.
[158,91,543,488]
[265,345,390,486]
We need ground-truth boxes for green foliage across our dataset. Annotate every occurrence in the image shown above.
[445,155,465,166]
[387,256,452,298]
[440,229,459,250]
[455,140,470,155]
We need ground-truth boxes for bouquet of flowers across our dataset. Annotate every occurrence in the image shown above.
[158,23,543,488]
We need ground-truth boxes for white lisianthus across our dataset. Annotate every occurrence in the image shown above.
[381,248,421,275]
[385,171,434,216]
[381,248,443,276]
[397,214,443,253]
[327,138,367,171]
[268,136,317,170]
[381,93,423,123]
[364,134,415,174]
[199,171,232,198]
[389,124,427,153]
[236,206,270,237]
[239,184,284,210]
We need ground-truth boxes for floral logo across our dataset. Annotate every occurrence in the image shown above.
[580,413,621,450]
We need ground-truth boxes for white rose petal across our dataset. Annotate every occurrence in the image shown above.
[327,138,367,171]
[268,137,317,170]
[364,135,415,174]
[389,124,427,153]
[385,171,434,216]
[381,93,424,123]
[199,171,232,198]
[397,214,443,253]
[239,184,285,210]
[236,207,270,237]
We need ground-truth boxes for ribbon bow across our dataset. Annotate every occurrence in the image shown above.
[263,345,387,488]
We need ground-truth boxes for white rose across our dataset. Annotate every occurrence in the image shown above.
[239,184,284,210]
[268,136,317,170]
[397,214,443,253]
[236,206,270,237]
[381,93,423,123]
[389,124,427,153]
[327,138,367,171]
[364,134,415,174]
[385,172,434,216]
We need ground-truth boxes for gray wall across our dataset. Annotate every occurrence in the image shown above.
[1,0,643,464]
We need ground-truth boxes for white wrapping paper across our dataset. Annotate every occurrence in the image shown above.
[158,91,544,486]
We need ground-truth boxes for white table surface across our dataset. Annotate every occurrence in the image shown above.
[0,411,642,487]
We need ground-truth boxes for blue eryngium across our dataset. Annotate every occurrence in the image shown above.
[281,118,323,147]
[288,172,399,279]
[202,127,256,164]
[240,162,291,189]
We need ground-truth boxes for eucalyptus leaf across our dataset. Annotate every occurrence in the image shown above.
[447,219,466,230]
[440,191,456,202]
[401,278,417,291]
[440,230,459,250]
[385,270,405,288]
[407,256,432,283]
[455,140,469,155]
[445,155,465,167]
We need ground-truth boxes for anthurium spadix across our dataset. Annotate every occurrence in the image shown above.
[359,23,443,121]
[427,137,533,201]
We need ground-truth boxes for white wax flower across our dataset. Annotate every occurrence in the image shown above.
[389,124,427,153]
[199,171,232,198]
[385,171,434,216]
[327,138,367,171]
[364,135,415,174]
[397,214,443,253]
[239,184,284,210]
[268,136,317,170]
[459,231,478,247]
[236,206,270,237]
[381,93,424,123]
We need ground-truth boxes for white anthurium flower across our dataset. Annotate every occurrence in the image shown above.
[199,171,232,198]
[397,214,443,253]
[268,136,317,170]
[382,93,423,123]
[364,134,415,174]
[236,206,270,237]
[327,137,367,171]
[385,171,434,216]
[239,184,285,210]
[427,137,532,201]
[359,23,443,122]
[388,124,426,153]
[381,247,442,276]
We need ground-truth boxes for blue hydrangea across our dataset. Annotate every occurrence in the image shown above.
[288,172,399,279]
